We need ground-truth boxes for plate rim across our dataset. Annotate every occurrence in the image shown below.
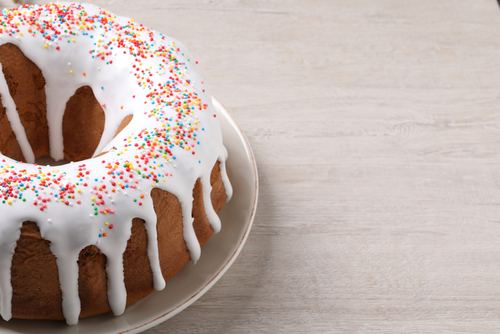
[120,96,259,333]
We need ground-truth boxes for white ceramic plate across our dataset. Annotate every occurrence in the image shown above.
[0,97,258,334]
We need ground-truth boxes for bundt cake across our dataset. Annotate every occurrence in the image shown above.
[0,2,232,325]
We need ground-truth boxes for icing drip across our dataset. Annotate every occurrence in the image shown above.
[0,220,21,321]
[0,2,230,324]
[220,147,233,202]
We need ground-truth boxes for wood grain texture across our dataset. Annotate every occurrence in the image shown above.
[4,0,500,332]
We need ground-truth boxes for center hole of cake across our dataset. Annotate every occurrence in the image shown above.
[35,156,70,166]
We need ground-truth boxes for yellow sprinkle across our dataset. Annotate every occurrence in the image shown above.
[69,70,73,74]
[162,154,166,158]
[61,199,65,203]
[77,189,81,193]
[151,184,155,188]
[91,197,95,201]
[44,44,48,48]
[72,39,75,42]
[105,222,109,225]
[7,200,12,205]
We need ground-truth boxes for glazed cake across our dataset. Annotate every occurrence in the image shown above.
[0,2,232,324]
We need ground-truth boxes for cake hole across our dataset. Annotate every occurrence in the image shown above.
[0,44,132,164]
[35,155,70,166]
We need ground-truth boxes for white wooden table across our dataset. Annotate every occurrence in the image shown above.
[6,0,500,332]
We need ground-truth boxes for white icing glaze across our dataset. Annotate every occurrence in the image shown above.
[0,2,232,325]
